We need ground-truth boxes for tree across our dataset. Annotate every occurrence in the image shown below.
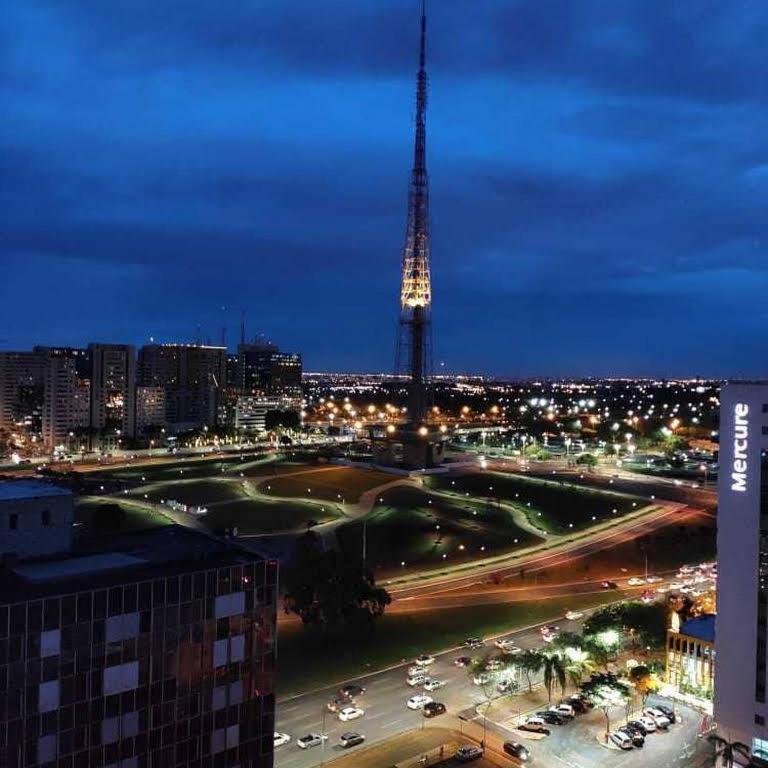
[266,409,300,430]
[575,453,598,468]
[707,735,750,768]
[580,675,631,737]
[542,652,567,703]
[283,531,391,636]
[628,665,662,710]
[517,650,544,693]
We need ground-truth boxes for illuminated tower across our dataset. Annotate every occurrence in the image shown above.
[398,0,431,425]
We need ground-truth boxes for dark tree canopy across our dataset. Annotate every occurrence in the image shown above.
[283,531,391,636]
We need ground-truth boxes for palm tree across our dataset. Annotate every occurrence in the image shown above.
[542,652,567,703]
[707,735,750,768]
[517,650,544,693]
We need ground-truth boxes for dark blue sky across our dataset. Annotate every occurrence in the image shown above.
[2,1,768,377]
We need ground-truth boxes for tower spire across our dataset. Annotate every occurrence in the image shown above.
[397,0,432,424]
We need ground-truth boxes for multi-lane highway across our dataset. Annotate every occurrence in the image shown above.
[274,615,580,768]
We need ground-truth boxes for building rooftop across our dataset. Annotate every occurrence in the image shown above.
[1,524,266,604]
[680,614,716,643]
[0,480,72,501]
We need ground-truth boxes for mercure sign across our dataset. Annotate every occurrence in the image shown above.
[731,402,749,493]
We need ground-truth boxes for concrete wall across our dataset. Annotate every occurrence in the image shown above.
[0,491,73,559]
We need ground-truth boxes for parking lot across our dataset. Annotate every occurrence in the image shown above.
[482,697,711,768]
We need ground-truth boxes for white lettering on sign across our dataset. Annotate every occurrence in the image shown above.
[731,402,749,492]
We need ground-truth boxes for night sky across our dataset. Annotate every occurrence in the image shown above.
[3,1,768,377]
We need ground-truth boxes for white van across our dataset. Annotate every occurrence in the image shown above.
[610,731,633,750]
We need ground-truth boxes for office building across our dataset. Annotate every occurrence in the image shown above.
[41,355,78,449]
[89,344,136,440]
[138,345,226,431]
[234,398,282,433]
[0,483,277,768]
[715,384,768,760]
[0,481,74,560]
[135,387,167,437]
[236,341,301,406]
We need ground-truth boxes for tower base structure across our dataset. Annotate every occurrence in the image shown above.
[371,423,446,470]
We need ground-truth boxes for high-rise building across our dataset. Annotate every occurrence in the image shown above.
[0,352,45,438]
[41,355,78,449]
[0,482,277,768]
[36,348,91,450]
[236,341,301,404]
[715,384,768,760]
[137,344,226,431]
[135,387,167,437]
[89,344,136,440]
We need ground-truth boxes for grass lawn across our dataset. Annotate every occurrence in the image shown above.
[88,453,280,483]
[335,485,540,575]
[258,466,395,502]
[425,472,645,534]
[201,498,340,535]
[128,478,247,506]
[75,496,173,536]
[276,591,625,696]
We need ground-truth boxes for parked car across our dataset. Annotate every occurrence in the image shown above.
[464,638,484,649]
[414,654,435,667]
[565,696,588,714]
[503,741,530,762]
[407,665,425,677]
[637,716,657,733]
[327,696,351,713]
[627,577,646,586]
[497,678,516,694]
[540,625,559,642]
[339,732,365,749]
[610,731,634,750]
[565,610,584,620]
[454,656,471,667]
[407,672,428,686]
[338,706,364,722]
[423,678,446,692]
[653,703,677,723]
[536,710,565,726]
[519,717,550,734]
[550,703,575,719]
[495,637,517,652]
[455,744,484,762]
[296,733,328,749]
[485,658,504,671]
[619,726,645,747]
[626,720,648,736]
[423,701,447,718]
[644,708,671,728]
[407,694,433,710]
[273,732,291,748]
[339,684,365,698]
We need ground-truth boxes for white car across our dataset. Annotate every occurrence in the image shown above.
[644,708,671,728]
[627,577,645,586]
[485,659,504,671]
[414,654,435,667]
[541,626,559,643]
[423,678,446,692]
[637,716,657,733]
[407,694,433,710]
[565,610,584,621]
[274,732,291,748]
[297,733,328,749]
[549,703,575,718]
[407,665,424,676]
[407,673,428,686]
[645,575,662,584]
[610,731,633,750]
[338,706,364,722]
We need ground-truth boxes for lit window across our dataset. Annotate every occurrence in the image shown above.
[40,629,60,658]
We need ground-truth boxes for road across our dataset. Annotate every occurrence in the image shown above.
[274,616,576,768]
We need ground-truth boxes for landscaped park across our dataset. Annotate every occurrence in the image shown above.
[70,453,657,572]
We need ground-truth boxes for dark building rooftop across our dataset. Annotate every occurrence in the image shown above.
[680,614,716,644]
[0,479,72,501]
[1,523,268,605]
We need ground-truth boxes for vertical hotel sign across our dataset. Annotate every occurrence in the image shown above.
[731,402,749,493]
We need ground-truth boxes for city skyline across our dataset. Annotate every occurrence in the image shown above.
[3,1,768,376]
